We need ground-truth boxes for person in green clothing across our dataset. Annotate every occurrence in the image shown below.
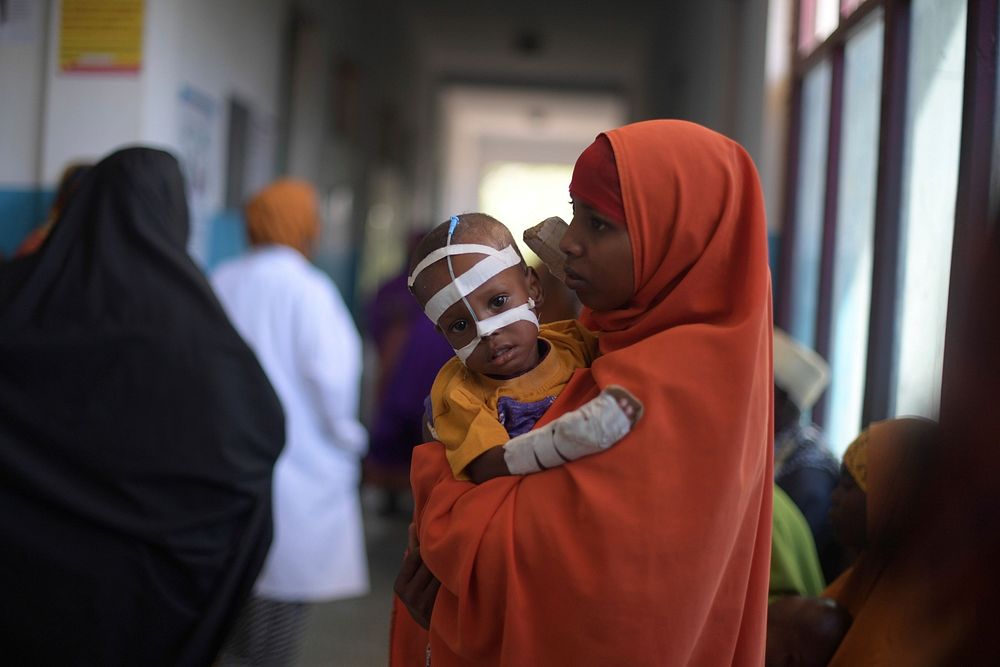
[765,487,844,666]
[770,485,826,600]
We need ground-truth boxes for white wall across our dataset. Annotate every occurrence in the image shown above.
[39,0,145,183]
[140,0,289,258]
[4,0,287,193]
[142,0,287,173]
[0,0,50,185]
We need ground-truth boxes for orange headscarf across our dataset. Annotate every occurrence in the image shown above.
[391,120,773,666]
[822,418,942,665]
[244,179,320,255]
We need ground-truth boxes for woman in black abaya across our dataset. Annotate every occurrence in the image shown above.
[0,147,285,665]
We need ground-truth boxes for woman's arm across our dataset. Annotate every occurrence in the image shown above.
[395,353,772,666]
[464,386,642,483]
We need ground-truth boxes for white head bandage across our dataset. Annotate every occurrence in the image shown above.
[410,216,540,365]
[421,245,521,323]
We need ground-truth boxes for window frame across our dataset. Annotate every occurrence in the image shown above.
[776,0,993,427]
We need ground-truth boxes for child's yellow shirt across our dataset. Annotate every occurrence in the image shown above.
[428,320,598,479]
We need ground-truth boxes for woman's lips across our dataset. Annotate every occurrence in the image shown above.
[564,266,587,290]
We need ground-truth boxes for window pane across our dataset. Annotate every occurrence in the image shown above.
[788,60,832,348]
[478,162,574,264]
[800,0,815,53]
[827,13,883,455]
[815,0,840,42]
[894,0,967,417]
[841,0,865,17]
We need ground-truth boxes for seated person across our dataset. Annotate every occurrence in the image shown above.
[766,596,852,667]
[774,329,844,581]
[770,485,826,601]
[407,213,641,483]
[766,418,939,666]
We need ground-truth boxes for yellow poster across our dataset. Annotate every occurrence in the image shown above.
[59,0,144,74]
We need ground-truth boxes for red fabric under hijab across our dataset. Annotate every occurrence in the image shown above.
[569,133,626,224]
[391,120,773,666]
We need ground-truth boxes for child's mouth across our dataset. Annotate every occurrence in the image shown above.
[490,345,514,363]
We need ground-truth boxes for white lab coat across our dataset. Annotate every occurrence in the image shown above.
[212,245,369,602]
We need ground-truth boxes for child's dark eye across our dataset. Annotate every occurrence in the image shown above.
[590,216,608,232]
[490,295,509,309]
[449,319,468,334]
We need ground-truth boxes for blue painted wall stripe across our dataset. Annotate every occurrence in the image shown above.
[0,189,54,257]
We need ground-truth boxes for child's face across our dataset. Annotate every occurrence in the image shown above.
[830,464,867,550]
[414,253,543,376]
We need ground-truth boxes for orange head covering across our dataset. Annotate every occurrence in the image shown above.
[392,120,773,666]
[826,418,939,612]
[569,134,625,224]
[244,179,320,255]
[822,419,941,665]
[842,429,870,491]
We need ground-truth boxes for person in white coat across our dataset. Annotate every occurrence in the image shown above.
[213,179,369,666]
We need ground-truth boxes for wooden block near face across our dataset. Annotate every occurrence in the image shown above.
[523,216,569,282]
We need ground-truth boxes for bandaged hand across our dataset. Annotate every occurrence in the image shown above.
[502,385,643,475]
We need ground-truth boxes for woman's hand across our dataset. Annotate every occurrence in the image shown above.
[394,523,440,630]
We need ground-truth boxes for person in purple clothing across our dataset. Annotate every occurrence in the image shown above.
[365,232,454,513]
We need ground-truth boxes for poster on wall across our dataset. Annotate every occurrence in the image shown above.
[177,85,217,264]
[59,0,144,74]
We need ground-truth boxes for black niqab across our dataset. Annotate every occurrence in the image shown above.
[0,147,285,665]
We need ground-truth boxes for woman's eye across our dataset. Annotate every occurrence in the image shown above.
[490,295,509,309]
[590,217,608,232]
[449,320,468,334]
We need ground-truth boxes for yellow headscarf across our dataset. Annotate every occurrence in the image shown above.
[244,179,320,255]
[842,429,869,492]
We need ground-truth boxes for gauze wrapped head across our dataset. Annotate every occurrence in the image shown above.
[407,214,540,366]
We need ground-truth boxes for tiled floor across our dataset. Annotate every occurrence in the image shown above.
[296,489,411,667]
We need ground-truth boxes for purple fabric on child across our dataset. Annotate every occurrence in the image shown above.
[423,395,558,440]
[497,395,557,437]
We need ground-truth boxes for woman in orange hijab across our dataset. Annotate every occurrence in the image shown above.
[393,120,774,665]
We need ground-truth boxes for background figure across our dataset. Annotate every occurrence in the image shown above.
[773,328,844,582]
[770,485,826,600]
[364,231,453,515]
[766,596,852,667]
[0,148,284,665]
[213,179,369,666]
[14,162,91,258]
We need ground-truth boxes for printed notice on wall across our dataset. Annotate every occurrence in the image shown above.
[59,0,144,74]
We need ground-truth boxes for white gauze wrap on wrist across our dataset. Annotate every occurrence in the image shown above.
[502,389,633,475]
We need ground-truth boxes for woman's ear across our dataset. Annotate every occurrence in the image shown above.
[526,266,545,309]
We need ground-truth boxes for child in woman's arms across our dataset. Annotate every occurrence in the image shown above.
[408,213,641,483]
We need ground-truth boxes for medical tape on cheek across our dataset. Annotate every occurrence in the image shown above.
[475,301,539,337]
[453,302,539,363]
[454,336,482,364]
[422,245,521,324]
